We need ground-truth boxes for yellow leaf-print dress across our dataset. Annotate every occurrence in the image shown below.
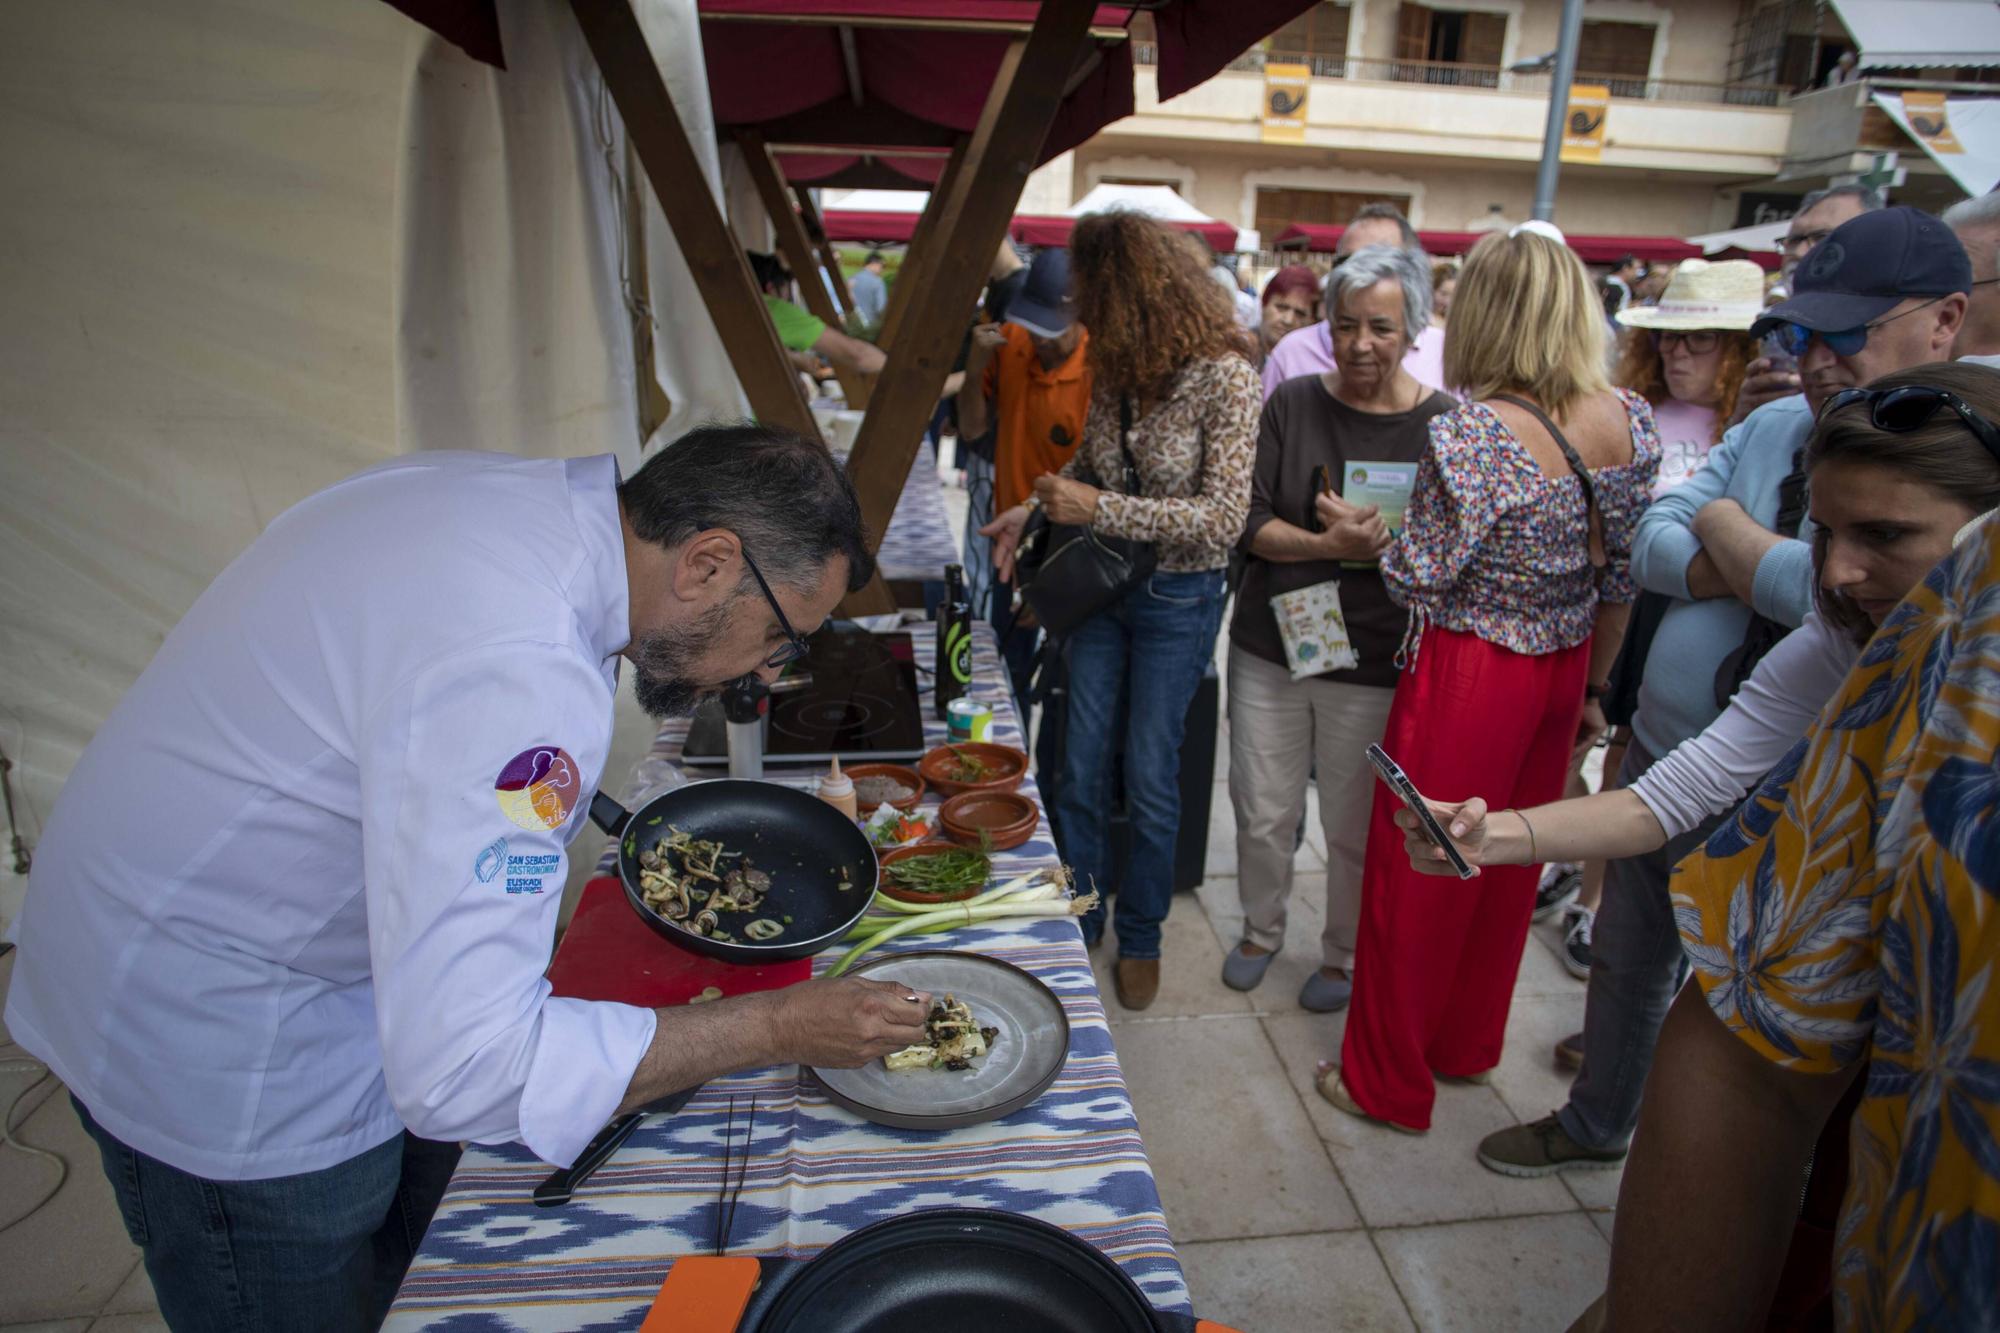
[1672,515,2000,1332]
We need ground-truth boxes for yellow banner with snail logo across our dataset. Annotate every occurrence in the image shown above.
[1902,91,1962,153]
[1262,62,1310,143]
[1560,84,1610,163]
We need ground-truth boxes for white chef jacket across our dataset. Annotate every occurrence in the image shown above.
[4,452,657,1179]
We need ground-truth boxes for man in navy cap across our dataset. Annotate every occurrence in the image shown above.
[1478,205,1971,1181]
[958,248,1091,707]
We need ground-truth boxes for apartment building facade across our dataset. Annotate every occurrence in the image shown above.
[1012,0,1995,247]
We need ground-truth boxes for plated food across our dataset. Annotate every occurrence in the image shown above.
[846,762,926,814]
[636,828,786,942]
[884,994,1000,1072]
[918,742,1027,799]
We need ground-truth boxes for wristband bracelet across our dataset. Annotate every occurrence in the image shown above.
[1584,682,1609,701]
[1514,808,1539,864]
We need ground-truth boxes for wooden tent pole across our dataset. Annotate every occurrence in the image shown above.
[873,140,967,351]
[792,185,857,321]
[740,131,872,409]
[570,0,820,442]
[838,0,1100,616]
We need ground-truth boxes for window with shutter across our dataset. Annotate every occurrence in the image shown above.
[1391,4,1505,88]
[1268,3,1353,78]
[1577,19,1656,98]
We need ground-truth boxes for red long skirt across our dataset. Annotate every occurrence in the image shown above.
[1339,626,1590,1130]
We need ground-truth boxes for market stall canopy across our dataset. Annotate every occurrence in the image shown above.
[1274,223,1702,264]
[821,188,929,241]
[1010,182,1238,249]
[1687,220,1785,273]
[1829,0,2000,70]
[1872,91,2000,197]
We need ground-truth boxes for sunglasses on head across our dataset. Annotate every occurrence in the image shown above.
[1820,384,2000,464]
[1769,296,1945,360]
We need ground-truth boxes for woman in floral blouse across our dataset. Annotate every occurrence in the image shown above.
[985,211,1260,1011]
[1320,226,1660,1132]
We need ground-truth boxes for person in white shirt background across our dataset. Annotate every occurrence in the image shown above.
[3,425,933,1331]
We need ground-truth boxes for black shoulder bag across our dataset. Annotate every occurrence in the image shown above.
[1013,395,1159,638]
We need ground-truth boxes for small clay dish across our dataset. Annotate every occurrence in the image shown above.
[939,791,1038,851]
[876,840,993,904]
[845,762,926,814]
[918,742,1028,799]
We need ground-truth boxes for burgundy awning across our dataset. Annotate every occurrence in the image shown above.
[385,1,1321,171]
[1010,213,1238,250]
[1274,223,1702,264]
[820,208,925,241]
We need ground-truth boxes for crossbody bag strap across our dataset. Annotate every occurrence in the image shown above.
[1490,392,1606,568]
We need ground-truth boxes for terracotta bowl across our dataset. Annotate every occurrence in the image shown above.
[939,790,1039,851]
[876,840,994,903]
[844,762,926,814]
[918,742,1028,799]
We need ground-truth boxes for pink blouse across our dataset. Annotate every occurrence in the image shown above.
[1382,390,1661,661]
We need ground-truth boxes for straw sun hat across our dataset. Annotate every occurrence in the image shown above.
[1614,258,1766,332]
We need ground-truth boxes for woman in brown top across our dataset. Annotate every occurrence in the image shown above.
[985,212,1260,1010]
[1222,246,1456,1012]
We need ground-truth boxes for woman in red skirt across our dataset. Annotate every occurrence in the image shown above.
[1317,225,1661,1132]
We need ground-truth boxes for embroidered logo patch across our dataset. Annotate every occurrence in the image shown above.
[474,836,509,884]
[495,746,580,832]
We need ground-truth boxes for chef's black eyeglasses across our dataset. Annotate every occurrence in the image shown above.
[1821,384,2000,465]
[739,545,810,668]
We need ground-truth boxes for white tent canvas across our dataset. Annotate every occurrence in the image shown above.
[1063,182,1221,225]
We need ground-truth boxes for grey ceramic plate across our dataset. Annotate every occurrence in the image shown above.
[809,951,1070,1130]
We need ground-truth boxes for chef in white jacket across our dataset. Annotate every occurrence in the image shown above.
[4,424,929,1331]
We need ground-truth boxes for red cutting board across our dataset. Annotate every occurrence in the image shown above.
[548,877,812,1007]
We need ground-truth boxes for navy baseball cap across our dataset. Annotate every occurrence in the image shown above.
[1752,205,1971,335]
[1007,249,1073,339]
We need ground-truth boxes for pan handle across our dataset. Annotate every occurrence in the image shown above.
[590,791,632,837]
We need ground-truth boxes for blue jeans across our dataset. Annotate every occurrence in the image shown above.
[74,1096,460,1332]
[1055,568,1226,959]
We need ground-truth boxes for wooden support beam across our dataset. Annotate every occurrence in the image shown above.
[838,0,1101,616]
[793,185,857,321]
[740,131,872,410]
[571,0,819,442]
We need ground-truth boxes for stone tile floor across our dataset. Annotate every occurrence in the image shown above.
[0,462,1615,1331]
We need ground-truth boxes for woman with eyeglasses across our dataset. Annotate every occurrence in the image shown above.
[1530,261,1768,985]
[1395,360,2000,884]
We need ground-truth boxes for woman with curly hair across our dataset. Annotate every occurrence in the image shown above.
[984,211,1261,1010]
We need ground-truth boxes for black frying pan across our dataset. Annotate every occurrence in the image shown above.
[746,1208,1205,1332]
[589,780,877,965]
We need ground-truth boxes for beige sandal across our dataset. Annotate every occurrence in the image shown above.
[1314,1062,1424,1135]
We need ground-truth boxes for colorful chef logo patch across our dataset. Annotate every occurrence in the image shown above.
[495,746,580,832]
[474,836,509,884]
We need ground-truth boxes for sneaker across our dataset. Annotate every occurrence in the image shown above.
[1554,1032,1584,1072]
[1477,1113,1626,1177]
[1562,907,1595,980]
[1533,863,1582,921]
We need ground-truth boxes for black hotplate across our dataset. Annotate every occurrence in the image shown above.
[684,624,927,765]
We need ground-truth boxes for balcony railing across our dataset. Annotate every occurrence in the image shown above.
[1131,44,1788,108]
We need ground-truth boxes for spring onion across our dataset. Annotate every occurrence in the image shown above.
[829,868,1092,976]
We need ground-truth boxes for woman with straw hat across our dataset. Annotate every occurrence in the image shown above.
[1532,259,1770,996]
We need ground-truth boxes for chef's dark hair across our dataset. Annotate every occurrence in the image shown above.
[620,423,875,594]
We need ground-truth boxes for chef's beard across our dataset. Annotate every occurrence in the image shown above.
[629,601,732,720]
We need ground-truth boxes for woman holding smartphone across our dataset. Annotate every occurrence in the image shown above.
[1396,363,2000,884]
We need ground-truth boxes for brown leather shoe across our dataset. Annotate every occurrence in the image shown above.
[1114,957,1160,1011]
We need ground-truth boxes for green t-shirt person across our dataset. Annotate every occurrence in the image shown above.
[763,295,825,353]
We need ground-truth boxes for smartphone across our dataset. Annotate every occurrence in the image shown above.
[1758,330,1798,378]
[1307,464,1332,533]
[1365,744,1477,879]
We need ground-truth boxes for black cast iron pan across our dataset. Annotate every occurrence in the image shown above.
[747,1208,1182,1333]
[590,780,876,965]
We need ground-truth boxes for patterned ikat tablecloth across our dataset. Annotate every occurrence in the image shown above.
[385,623,1191,1330]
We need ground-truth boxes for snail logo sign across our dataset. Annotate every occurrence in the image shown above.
[1902,92,1962,154]
[1560,85,1610,164]
[1262,62,1310,143]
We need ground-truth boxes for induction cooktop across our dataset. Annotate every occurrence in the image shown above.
[683,624,927,765]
